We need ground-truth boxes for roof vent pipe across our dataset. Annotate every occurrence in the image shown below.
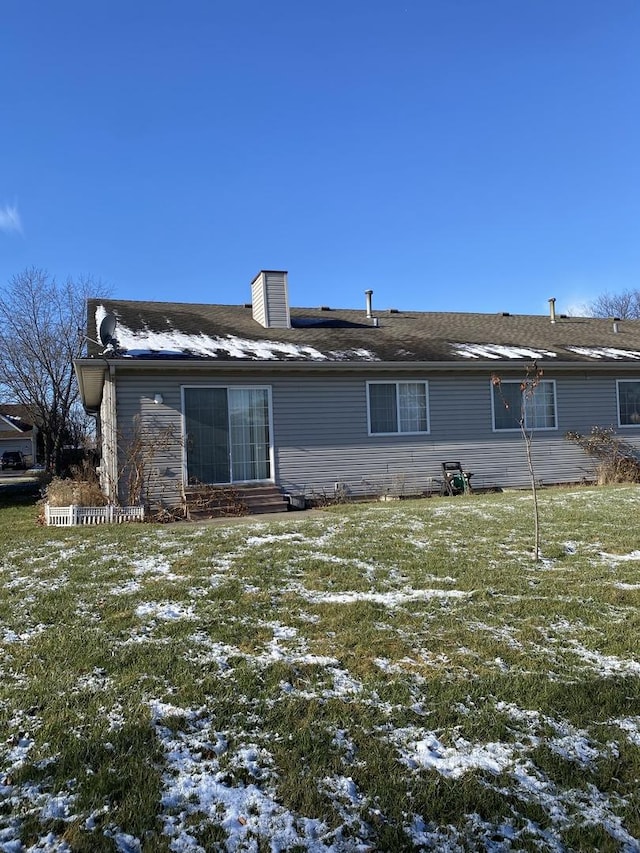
[549,298,556,324]
[365,289,373,318]
[613,319,620,334]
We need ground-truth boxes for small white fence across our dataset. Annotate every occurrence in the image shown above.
[45,504,145,526]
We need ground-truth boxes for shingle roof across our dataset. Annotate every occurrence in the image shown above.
[0,405,35,432]
[85,298,640,365]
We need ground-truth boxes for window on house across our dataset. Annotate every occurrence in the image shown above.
[492,380,557,431]
[617,380,640,426]
[367,382,429,435]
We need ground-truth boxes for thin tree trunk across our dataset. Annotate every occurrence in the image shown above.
[522,424,540,562]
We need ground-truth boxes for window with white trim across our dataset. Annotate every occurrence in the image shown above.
[367,381,429,435]
[617,380,640,426]
[492,379,557,431]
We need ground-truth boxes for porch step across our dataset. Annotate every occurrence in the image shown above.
[185,484,289,520]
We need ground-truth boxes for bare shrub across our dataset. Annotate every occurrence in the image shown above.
[118,417,179,508]
[187,484,249,518]
[46,477,108,508]
[566,427,640,484]
[150,504,186,523]
[307,484,352,507]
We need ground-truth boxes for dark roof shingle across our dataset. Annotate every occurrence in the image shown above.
[85,299,640,365]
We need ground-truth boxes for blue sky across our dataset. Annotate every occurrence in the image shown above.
[1,1,638,315]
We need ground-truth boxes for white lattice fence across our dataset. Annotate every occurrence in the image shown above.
[44,505,145,526]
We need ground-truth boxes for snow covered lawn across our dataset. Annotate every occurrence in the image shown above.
[1,486,639,851]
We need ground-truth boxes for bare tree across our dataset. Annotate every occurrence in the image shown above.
[492,362,544,562]
[0,267,105,473]
[588,290,640,319]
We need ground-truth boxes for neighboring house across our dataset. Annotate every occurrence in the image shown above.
[0,405,38,465]
[74,270,640,510]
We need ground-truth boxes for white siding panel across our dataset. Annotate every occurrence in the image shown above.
[250,275,267,328]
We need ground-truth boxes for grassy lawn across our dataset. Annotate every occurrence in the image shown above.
[1,485,639,851]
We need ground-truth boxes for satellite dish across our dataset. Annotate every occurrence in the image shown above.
[99,313,117,347]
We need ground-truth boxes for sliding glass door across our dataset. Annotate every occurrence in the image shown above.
[184,387,271,485]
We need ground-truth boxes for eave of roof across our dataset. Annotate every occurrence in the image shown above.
[75,354,640,385]
[74,361,107,413]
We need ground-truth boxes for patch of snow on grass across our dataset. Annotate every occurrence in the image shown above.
[135,602,197,621]
[21,832,72,851]
[599,549,640,564]
[550,735,601,767]
[112,832,142,853]
[2,624,48,644]
[393,729,514,779]
[187,630,340,674]
[39,792,77,821]
[244,532,305,547]
[108,580,142,596]
[151,702,338,851]
[297,588,470,607]
[498,701,616,767]
[73,668,111,694]
[612,717,640,747]
[5,733,35,769]
[131,556,182,580]
[566,640,640,677]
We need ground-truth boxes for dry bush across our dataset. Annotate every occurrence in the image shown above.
[187,484,248,518]
[46,476,108,507]
[118,418,178,508]
[566,427,640,484]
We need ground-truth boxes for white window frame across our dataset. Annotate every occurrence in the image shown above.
[616,379,640,428]
[366,381,430,436]
[490,378,558,432]
[181,384,275,485]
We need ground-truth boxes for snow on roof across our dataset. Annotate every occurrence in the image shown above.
[95,305,379,362]
[565,346,640,360]
[91,303,640,366]
[0,410,32,432]
[452,343,558,360]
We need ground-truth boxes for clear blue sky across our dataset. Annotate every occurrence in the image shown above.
[1,1,638,315]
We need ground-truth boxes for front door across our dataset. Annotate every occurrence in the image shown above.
[184,386,272,485]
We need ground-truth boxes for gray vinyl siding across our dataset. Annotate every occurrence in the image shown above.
[251,271,290,329]
[114,379,185,508]
[271,374,610,497]
[111,368,640,508]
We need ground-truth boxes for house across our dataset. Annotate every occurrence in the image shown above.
[74,270,640,512]
[0,405,38,465]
